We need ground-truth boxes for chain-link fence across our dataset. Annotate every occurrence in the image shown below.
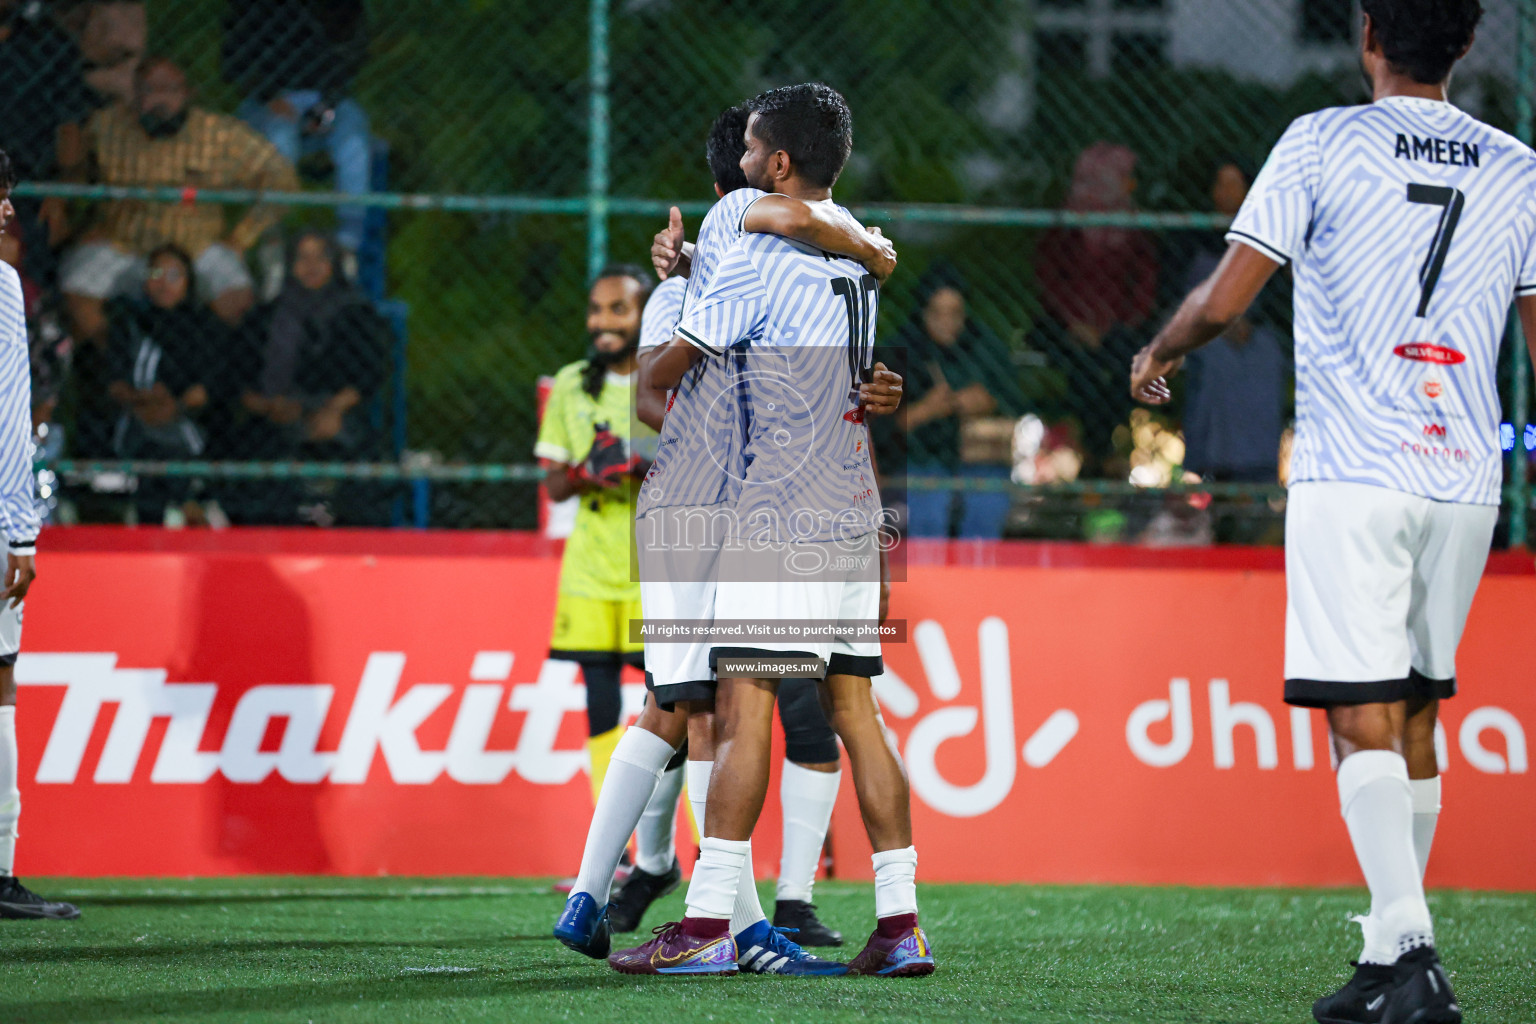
[7,0,1535,541]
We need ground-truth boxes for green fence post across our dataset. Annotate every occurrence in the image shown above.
[1511,0,1535,548]
[587,0,611,281]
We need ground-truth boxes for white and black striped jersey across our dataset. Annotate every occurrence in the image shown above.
[637,274,687,353]
[675,207,881,545]
[636,188,769,517]
[1229,96,1536,505]
[0,263,37,553]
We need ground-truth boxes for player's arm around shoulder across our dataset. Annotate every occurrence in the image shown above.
[743,196,897,282]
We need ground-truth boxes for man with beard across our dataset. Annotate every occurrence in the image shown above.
[535,264,657,831]
[61,54,298,345]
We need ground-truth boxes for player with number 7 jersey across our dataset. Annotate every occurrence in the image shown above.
[1129,6,1534,1020]
[1225,97,1536,504]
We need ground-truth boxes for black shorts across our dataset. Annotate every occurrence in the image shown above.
[645,670,715,713]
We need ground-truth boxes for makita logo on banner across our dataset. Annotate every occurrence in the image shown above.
[15,651,645,788]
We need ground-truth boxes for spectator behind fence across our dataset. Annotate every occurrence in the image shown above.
[224,1,372,255]
[896,265,1022,538]
[0,0,96,285]
[61,54,300,348]
[104,244,224,523]
[1033,142,1157,476]
[240,230,386,463]
[60,0,146,109]
[1180,159,1289,484]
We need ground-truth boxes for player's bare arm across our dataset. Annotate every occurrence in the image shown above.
[1130,242,1282,403]
[646,335,705,392]
[744,196,897,282]
[634,349,670,431]
[1519,295,1536,370]
[2,554,34,610]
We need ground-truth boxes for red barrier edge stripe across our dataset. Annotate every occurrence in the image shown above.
[35,526,1536,575]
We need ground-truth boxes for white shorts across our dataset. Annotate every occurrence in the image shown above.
[711,533,883,678]
[1284,480,1496,707]
[637,508,723,708]
[0,600,22,666]
[60,242,254,302]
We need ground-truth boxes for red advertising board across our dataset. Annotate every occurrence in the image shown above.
[11,529,1534,888]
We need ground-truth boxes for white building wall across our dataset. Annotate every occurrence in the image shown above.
[1169,0,1520,86]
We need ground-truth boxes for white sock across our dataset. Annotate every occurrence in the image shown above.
[730,841,766,936]
[634,762,683,875]
[872,846,919,919]
[686,759,711,841]
[776,760,840,904]
[684,759,767,933]
[570,726,676,903]
[1410,776,1440,880]
[685,836,748,921]
[0,707,16,876]
[1338,751,1433,961]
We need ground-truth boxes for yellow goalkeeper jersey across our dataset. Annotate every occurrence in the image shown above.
[534,361,652,601]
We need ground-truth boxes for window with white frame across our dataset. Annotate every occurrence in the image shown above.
[1036,0,1169,78]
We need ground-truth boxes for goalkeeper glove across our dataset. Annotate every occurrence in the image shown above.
[584,422,634,488]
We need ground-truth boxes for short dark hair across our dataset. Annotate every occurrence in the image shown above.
[1362,0,1483,85]
[0,148,13,191]
[747,83,853,189]
[591,262,654,304]
[706,105,751,193]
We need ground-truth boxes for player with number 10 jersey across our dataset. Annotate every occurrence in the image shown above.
[677,226,882,546]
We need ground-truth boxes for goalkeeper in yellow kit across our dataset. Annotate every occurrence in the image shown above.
[535,264,658,820]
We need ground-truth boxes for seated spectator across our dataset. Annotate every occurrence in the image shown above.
[61,54,300,347]
[1181,159,1289,484]
[240,230,386,461]
[224,1,372,256]
[894,264,1023,539]
[103,244,225,523]
[1032,142,1157,476]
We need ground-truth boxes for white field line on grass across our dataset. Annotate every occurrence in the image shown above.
[49,884,552,900]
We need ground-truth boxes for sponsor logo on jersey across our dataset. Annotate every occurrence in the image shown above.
[1424,423,1447,438]
[1402,441,1470,460]
[1394,343,1467,365]
[1424,380,1444,400]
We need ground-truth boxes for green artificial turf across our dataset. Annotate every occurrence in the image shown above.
[0,878,1531,1023]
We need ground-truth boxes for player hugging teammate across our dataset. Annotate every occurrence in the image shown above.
[614,83,929,978]
[554,85,928,979]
